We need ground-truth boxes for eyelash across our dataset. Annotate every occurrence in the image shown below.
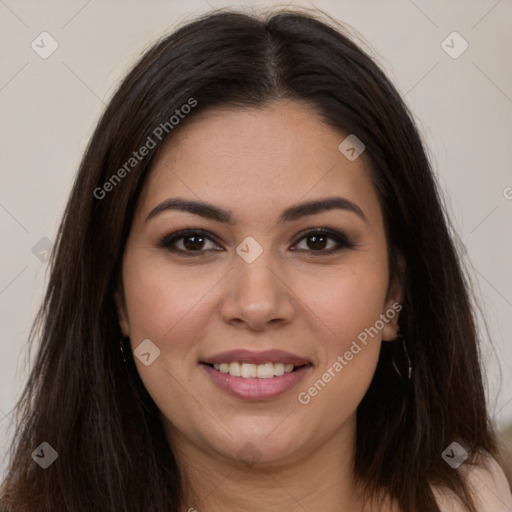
[157,227,356,256]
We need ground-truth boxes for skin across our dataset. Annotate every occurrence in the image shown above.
[116,100,403,512]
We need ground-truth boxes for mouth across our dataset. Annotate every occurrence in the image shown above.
[200,349,313,400]
[202,361,307,378]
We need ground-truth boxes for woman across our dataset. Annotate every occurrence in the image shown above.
[1,7,511,512]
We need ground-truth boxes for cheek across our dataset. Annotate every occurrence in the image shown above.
[297,345,379,438]
[293,256,388,416]
[295,285,384,434]
[294,258,389,349]
[121,253,225,409]
[122,254,219,342]
[120,256,215,423]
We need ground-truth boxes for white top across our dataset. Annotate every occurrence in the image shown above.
[432,455,512,511]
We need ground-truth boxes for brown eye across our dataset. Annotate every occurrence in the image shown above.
[159,227,355,257]
[158,229,222,255]
[304,233,330,250]
[292,229,355,253]
[181,233,206,251]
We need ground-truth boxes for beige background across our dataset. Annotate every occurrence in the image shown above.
[1,0,511,477]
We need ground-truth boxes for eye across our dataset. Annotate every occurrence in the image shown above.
[158,229,222,255]
[159,227,355,256]
[291,228,355,254]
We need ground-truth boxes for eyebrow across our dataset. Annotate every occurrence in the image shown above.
[145,196,366,224]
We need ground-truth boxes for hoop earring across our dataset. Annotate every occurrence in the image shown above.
[391,333,412,381]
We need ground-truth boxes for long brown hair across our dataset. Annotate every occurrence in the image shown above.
[1,7,504,511]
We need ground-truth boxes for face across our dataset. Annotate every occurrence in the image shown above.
[115,100,402,468]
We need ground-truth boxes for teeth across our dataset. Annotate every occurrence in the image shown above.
[212,361,297,378]
[273,363,284,376]
[229,362,241,376]
[241,363,257,378]
[256,363,274,379]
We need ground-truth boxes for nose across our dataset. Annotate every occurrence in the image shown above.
[220,250,296,332]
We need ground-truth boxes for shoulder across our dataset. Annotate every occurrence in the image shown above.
[432,454,512,511]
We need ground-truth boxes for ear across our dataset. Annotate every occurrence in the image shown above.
[382,253,405,342]
[114,288,130,337]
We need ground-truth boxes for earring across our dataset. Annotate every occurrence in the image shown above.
[120,335,129,364]
[391,333,412,381]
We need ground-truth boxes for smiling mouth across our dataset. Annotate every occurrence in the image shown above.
[202,362,309,379]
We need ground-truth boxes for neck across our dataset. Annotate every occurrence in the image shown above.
[168,415,372,512]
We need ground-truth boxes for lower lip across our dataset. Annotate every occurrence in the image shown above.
[202,364,312,400]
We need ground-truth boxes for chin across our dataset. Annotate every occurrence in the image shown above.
[206,427,311,468]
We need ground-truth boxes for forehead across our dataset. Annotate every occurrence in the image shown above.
[136,100,382,226]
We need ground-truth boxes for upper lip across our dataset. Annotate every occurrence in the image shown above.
[201,349,311,366]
